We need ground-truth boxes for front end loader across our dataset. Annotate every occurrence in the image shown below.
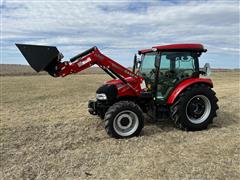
[16,43,218,138]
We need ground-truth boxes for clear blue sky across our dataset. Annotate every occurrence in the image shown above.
[1,0,239,68]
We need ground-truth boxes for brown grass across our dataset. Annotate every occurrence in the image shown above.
[0,64,105,76]
[1,72,240,179]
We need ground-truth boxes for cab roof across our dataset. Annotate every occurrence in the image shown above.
[138,43,207,54]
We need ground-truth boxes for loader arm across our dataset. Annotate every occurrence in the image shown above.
[16,44,143,94]
[54,47,142,94]
[55,47,139,80]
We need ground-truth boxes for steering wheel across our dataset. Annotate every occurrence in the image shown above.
[164,70,176,78]
[176,69,193,80]
[149,69,156,79]
[141,69,155,84]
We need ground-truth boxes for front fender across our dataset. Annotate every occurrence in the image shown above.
[167,78,213,104]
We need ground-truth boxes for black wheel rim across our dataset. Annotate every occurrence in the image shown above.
[186,95,211,124]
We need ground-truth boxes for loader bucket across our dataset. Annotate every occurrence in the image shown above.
[16,44,60,72]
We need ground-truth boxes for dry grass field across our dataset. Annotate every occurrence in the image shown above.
[1,71,240,179]
[0,64,105,76]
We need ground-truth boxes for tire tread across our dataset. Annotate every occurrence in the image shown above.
[104,101,144,138]
[170,84,218,131]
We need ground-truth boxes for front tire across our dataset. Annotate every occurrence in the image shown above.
[170,84,218,131]
[104,101,144,138]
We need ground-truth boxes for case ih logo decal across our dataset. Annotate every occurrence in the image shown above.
[77,58,91,67]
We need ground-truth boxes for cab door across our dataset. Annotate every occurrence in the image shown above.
[156,52,175,101]
[139,52,157,88]
[156,52,197,102]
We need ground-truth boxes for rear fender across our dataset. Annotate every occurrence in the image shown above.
[167,78,213,105]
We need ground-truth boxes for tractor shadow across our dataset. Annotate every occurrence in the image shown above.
[208,111,239,129]
[142,110,239,137]
[143,115,175,136]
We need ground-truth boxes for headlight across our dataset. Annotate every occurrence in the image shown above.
[96,93,107,100]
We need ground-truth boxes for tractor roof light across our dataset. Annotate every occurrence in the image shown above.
[152,47,157,52]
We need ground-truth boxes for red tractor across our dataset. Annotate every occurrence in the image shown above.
[16,43,218,138]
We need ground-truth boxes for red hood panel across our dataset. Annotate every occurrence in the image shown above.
[104,77,144,97]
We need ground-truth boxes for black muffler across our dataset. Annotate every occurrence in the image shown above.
[16,44,63,76]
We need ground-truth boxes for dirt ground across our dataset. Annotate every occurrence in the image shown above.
[1,72,240,179]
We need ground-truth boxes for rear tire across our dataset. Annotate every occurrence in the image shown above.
[170,84,218,131]
[104,101,144,138]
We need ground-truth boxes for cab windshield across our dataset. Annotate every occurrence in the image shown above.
[139,52,156,79]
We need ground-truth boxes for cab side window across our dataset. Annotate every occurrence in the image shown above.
[175,55,195,77]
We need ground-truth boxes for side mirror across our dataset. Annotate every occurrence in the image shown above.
[132,54,141,72]
[155,55,160,68]
[203,63,211,76]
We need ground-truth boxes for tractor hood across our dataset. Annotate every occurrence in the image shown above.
[104,76,145,97]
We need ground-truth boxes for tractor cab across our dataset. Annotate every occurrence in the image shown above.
[137,44,207,103]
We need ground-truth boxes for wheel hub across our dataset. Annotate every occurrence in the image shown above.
[120,117,130,126]
[186,95,211,124]
[113,110,139,137]
[188,97,206,118]
[116,114,132,130]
